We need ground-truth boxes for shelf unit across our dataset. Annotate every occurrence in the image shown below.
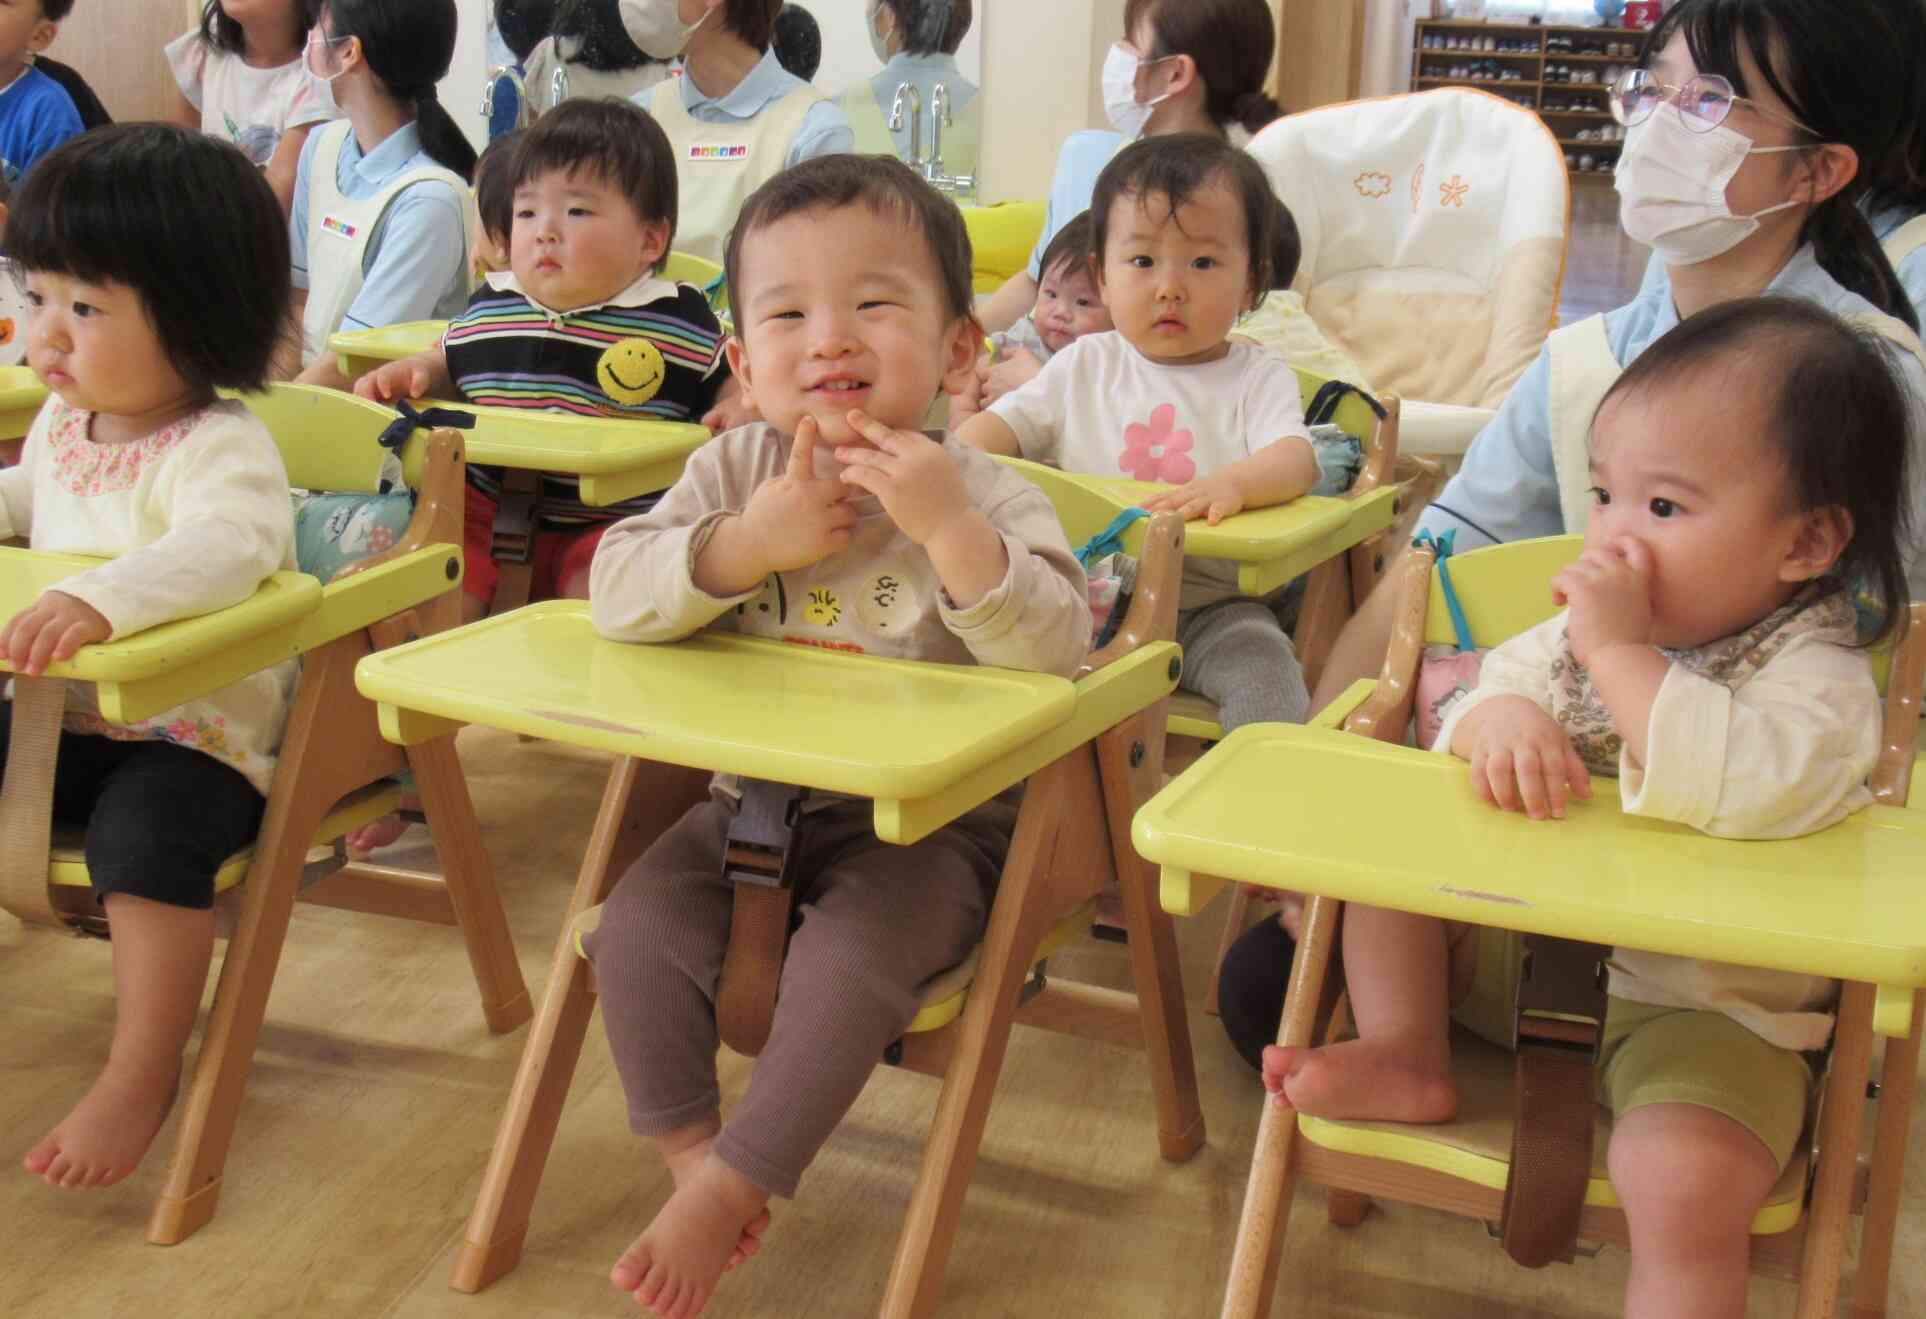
[1412,19,1648,181]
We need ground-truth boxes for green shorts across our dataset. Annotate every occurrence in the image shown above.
[1597,998,1814,1171]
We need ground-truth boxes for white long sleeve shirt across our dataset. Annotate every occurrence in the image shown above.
[1432,608,1879,1050]
[0,398,298,794]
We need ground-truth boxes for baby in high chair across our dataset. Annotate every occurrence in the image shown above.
[2,126,298,1190]
[355,96,733,620]
[1266,297,1914,1318]
[949,209,1112,425]
[582,153,1088,1317]
[960,132,1358,730]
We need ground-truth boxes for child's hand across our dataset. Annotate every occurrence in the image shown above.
[1553,538,1655,666]
[2,590,110,676]
[355,360,432,403]
[835,410,975,548]
[980,347,1043,407]
[737,416,857,575]
[1452,694,1592,820]
[702,391,762,434]
[1140,471,1247,525]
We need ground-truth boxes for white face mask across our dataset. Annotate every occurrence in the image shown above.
[1614,102,1809,266]
[1102,43,1173,139]
[618,0,710,61]
[867,3,893,64]
[305,31,351,114]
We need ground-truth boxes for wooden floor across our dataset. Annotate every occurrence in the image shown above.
[8,220,1923,1319]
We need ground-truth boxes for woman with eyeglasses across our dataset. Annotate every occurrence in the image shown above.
[1627,0,1926,328]
[1304,0,1926,723]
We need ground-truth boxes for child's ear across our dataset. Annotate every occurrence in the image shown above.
[1780,505,1853,583]
[640,218,672,271]
[724,335,754,405]
[28,20,56,55]
[939,316,983,397]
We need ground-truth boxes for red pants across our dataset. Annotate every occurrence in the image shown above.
[461,484,607,606]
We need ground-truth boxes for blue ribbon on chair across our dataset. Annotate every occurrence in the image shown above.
[1413,528,1475,653]
[376,398,476,454]
[1074,507,1150,569]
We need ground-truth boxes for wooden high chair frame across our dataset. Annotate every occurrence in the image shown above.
[1134,535,1926,1318]
[0,384,531,1245]
[355,512,1204,1318]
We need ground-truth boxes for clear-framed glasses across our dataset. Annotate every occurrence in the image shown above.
[1609,68,1817,137]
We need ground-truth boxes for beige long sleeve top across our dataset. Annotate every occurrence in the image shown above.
[589,423,1090,680]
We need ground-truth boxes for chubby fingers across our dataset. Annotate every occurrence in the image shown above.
[843,409,911,454]
[787,414,821,479]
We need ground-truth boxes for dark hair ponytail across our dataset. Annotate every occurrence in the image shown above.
[1122,0,1281,138]
[324,0,477,182]
[1645,0,1916,331]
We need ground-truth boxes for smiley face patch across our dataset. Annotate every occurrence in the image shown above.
[596,337,667,405]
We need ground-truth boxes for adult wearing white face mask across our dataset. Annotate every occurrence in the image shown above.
[1305,0,1926,718]
[839,0,977,178]
[976,0,1281,368]
[622,0,853,265]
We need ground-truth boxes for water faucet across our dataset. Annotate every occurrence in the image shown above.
[924,81,975,201]
[887,82,923,174]
[550,63,569,107]
[481,65,528,127]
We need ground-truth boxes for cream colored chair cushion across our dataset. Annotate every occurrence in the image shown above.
[1249,89,1569,412]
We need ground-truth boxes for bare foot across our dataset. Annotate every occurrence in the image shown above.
[1264,1038,1458,1124]
[23,1059,179,1188]
[612,1154,770,1317]
[662,1139,769,1271]
[345,812,411,857]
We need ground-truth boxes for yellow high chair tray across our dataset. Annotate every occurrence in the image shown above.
[356,600,1180,844]
[1138,722,1926,988]
[328,319,443,380]
[448,404,711,508]
[0,364,49,440]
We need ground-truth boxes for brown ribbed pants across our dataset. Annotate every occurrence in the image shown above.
[584,794,1013,1199]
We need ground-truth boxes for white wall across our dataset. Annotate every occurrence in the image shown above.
[977,0,1124,203]
[446,0,493,150]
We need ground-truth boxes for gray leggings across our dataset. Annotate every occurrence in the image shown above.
[1177,596,1309,732]
[584,794,1013,1198]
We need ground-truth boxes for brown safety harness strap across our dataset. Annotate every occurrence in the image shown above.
[489,467,541,615]
[715,779,812,1058]
[1499,934,1609,1267]
[0,675,67,925]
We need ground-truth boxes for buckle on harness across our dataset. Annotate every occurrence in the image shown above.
[1514,935,1609,1063]
[722,779,812,889]
[490,469,541,565]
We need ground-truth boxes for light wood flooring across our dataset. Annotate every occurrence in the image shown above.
[8,215,1923,1319]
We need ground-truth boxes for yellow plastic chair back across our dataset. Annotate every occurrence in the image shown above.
[961,202,1046,294]
[232,385,434,494]
[1421,535,1583,648]
[662,250,730,326]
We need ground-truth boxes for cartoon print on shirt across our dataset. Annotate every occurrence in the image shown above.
[1119,403,1197,484]
[736,574,789,630]
[597,338,667,405]
[854,563,915,632]
[803,586,841,627]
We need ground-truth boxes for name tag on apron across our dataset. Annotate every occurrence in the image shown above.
[688,144,749,162]
[320,214,361,241]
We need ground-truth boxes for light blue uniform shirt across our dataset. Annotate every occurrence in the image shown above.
[864,52,977,160]
[288,121,471,333]
[1026,129,1126,280]
[1636,198,1926,331]
[1418,245,1926,590]
[671,48,853,167]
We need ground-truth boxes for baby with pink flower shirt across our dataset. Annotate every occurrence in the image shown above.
[961,134,1357,729]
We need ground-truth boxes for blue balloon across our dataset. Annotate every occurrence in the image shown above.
[1595,0,1627,19]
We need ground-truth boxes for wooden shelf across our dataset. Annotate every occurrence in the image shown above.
[1412,18,1649,179]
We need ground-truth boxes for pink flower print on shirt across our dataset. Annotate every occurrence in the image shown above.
[1119,404,1197,484]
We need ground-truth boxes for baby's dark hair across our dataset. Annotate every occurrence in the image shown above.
[474,130,520,248]
[5,124,290,396]
[201,0,313,54]
[508,99,677,267]
[40,0,74,20]
[1269,196,1300,290]
[551,0,648,71]
[493,0,558,61]
[1090,133,1279,310]
[1598,296,1913,643]
[724,154,974,331]
[771,4,822,81]
[1037,211,1094,284]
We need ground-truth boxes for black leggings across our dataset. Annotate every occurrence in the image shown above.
[0,702,266,909]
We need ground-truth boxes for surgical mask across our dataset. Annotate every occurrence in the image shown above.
[1614,102,1809,266]
[305,31,351,114]
[1102,43,1173,139]
[619,0,710,61]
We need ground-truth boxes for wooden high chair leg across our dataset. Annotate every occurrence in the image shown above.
[1795,980,1877,1319]
[1098,714,1205,1160]
[406,732,530,1034]
[452,757,711,1293]
[1221,893,1345,1319]
[880,748,1110,1319]
[1849,988,1923,1319]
